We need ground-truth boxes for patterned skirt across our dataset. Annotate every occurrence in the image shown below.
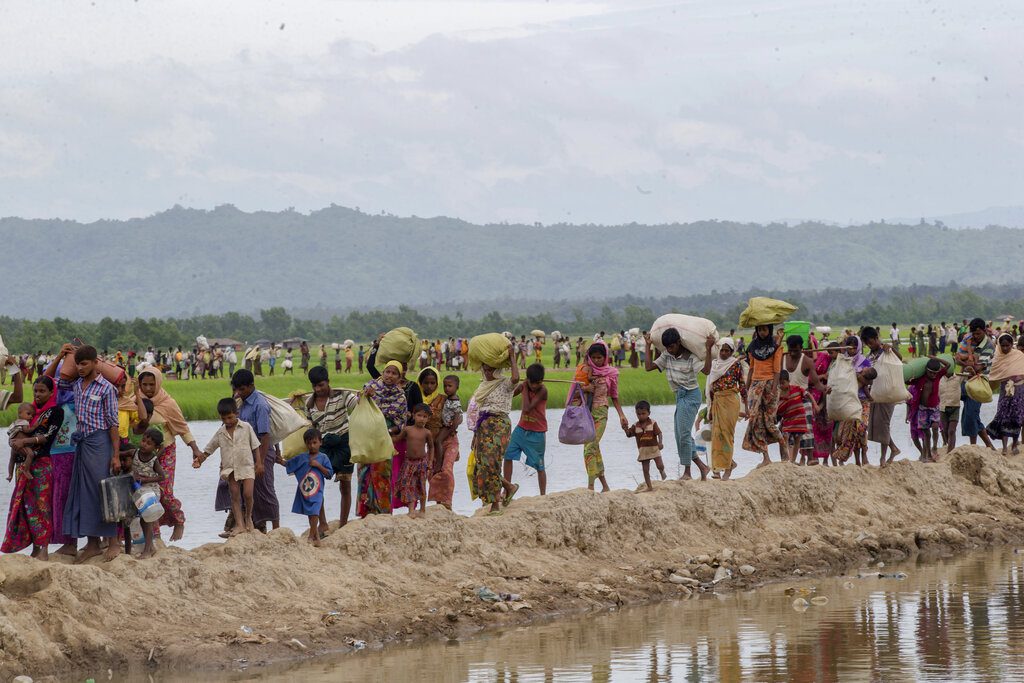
[742,380,783,454]
[1,457,53,552]
[584,404,609,481]
[833,399,870,463]
[474,414,511,505]
[395,457,429,508]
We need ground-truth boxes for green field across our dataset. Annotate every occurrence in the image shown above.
[0,366,690,425]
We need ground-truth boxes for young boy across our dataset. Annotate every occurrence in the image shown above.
[435,375,463,456]
[503,363,549,495]
[195,398,261,535]
[909,357,950,462]
[284,428,333,546]
[394,404,434,518]
[7,402,36,481]
[132,428,167,559]
[624,400,665,491]
[305,366,359,528]
[777,370,814,464]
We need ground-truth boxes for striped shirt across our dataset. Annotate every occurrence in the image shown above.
[654,351,701,391]
[57,374,118,435]
[305,389,359,436]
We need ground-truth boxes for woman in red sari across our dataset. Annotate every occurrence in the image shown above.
[2,372,61,560]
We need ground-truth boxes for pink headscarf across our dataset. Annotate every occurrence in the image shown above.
[579,339,619,399]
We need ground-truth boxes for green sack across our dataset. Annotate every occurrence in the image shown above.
[902,354,955,382]
[376,327,418,369]
[349,398,396,464]
[468,333,512,371]
[965,374,993,404]
[739,297,797,329]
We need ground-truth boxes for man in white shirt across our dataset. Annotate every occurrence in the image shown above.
[889,323,900,350]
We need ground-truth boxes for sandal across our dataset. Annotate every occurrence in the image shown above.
[503,483,520,507]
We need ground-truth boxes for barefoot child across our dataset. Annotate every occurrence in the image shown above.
[285,428,333,545]
[777,371,814,464]
[503,363,549,495]
[428,375,463,509]
[132,428,167,558]
[394,405,434,518]
[195,398,260,535]
[908,357,949,462]
[624,400,665,491]
[7,402,36,481]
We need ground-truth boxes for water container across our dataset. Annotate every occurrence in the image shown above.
[132,485,165,523]
[100,474,136,523]
[129,517,145,545]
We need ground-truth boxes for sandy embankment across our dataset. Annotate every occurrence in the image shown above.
[3,445,1024,680]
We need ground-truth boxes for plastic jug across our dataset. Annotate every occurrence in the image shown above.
[131,481,165,523]
[129,517,145,545]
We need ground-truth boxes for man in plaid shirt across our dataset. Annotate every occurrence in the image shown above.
[55,344,122,562]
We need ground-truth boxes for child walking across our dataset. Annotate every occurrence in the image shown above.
[132,428,167,559]
[428,375,463,509]
[624,400,666,491]
[777,370,815,464]
[394,404,434,518]
[503,363,549,495]
[195,398,261,536]
[284,428,333,545]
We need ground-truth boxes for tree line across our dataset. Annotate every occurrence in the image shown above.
[1,283,1020,353]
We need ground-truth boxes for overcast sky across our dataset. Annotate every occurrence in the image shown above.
[1,0,1020,225]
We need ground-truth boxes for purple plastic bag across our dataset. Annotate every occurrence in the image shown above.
[558,384,597,445]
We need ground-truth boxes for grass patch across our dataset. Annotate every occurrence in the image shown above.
[0,366,694,425]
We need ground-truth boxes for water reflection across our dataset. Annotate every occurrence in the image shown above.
[183,548,1024,683]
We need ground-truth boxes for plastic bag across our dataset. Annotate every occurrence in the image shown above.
[349,398,396,464]
[649,314,719,361]
[826,356,862,421]
[0,331,7,368]
[377,327,419,369]
[468,333,512,371]
[966,374,993,403]
[870,349,910,404]
[738,297,797,329]
[558,385,597,445]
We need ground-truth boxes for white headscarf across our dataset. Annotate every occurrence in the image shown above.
[706,338,741,400]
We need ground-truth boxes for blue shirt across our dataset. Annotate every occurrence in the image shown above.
[239,390,271,439]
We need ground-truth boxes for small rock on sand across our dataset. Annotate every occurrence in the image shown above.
[739,565,756,577]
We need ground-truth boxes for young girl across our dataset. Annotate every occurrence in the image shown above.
[624,400,665,491]
[429,375,463,509]
[285,428,333,545]
[777,371,814,464]
[572,341,629,491]
[394,405,434,518]
[133,428,167,559]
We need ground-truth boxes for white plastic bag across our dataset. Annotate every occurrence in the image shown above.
[826,356,862,421]
[649,314,719,361]
[869,349,909,404]
[237,391,310,444]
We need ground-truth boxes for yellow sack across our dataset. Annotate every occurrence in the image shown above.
[377,327,419,369]
[966,374,993,404]
[738,297,797,329]
[349,398,396,464]
[281,428,307,460]
[466,448,478,500]
[468,333,512,371]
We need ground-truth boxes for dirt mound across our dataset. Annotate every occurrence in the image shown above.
[6,446,1024,680]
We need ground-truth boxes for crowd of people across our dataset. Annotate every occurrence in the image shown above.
[2,316,1022,562]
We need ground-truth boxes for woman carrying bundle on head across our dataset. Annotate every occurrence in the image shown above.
[470,345,520,515]
[742,325,787,468]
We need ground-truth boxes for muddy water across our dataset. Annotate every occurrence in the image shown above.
[181,548,1024,682]
[0,402,999,550]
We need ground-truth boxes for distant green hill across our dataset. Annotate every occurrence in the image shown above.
[5,204,1023,319]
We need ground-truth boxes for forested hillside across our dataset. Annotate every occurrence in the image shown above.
[4,204,1023,319]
